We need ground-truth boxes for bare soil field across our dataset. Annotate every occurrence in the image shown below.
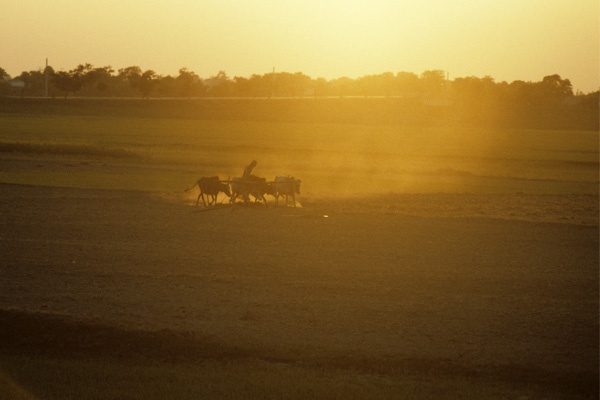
[0,107,598,397]
[0,181,598,398]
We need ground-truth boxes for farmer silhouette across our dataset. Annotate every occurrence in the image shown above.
[243,160,258,180]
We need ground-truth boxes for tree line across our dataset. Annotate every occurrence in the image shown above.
[1,64,597,101]
[0,64,598,129]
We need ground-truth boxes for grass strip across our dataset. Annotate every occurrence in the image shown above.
[0,142,138,159]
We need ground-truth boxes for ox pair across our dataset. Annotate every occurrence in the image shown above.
[273,176,301,207]
[185,176,231,207]
[230,175,301,207]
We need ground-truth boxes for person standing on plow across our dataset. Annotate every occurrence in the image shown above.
[233,160,273,205]
[243,160,258,180]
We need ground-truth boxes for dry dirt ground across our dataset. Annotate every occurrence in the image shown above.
[0,183,598,392]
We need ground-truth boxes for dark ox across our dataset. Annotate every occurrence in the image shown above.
[186,176,231,207]
[273,176,301,207]
[230,176,275,206]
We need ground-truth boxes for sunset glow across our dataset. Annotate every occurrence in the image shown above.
[2,0,599,92]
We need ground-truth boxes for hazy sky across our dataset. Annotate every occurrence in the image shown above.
[2,0,599,92]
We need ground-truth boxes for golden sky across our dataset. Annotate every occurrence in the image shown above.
[2,0,599,92]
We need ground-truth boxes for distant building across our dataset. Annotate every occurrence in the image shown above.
[8,79,25,89]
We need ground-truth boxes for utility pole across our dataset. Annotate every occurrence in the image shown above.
[271,66,275,98]
[44,58,49,97]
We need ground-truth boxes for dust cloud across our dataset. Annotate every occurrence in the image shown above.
[253,125,502,197]
[178,122,597,199]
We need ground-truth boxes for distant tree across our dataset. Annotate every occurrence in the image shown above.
[0,67,9,81]
[52,64,94,98]
[116,66,157,98]
[117,66,142,94]
[313,77,330,97]
[175,68,204,97]
[450,75,502,124]
[232,76,251,97]
[452,76,485,101]
[380,72,395,96]
[53,71,81,98]
[0,67,10,96]
[118,66,142,81]
[154,75,176,97]
[329,77,354,97]
[14,69,46,96]
[73,63,95,90]
[205,71,232,97]
[355,75,370,97]
[394,72,419,97]
[86,66,114,95]
[138,70,159,98]
[420,70,446,97]
[233,74,271,97]
[73,63,94,77]
[578,90,599,108]
[538,74,573,103]
[273,72,311,97]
